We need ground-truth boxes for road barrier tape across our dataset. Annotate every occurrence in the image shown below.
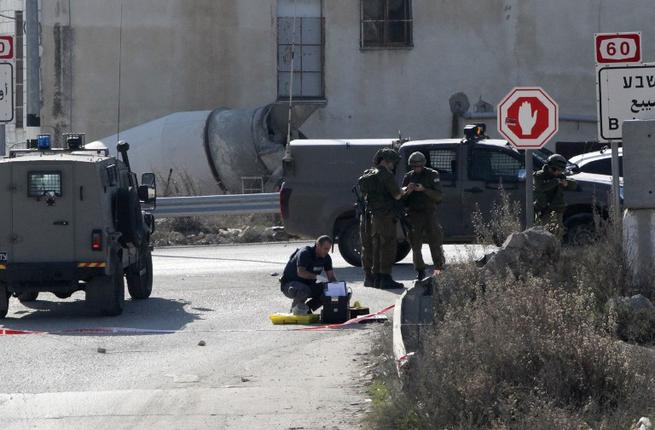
[293,304,395,331]
[60,327,177,335]
[0,328,37,335]
[0,305,397,336]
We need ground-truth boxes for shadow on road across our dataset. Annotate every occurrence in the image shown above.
[2,296,202,335]
[154,253,287,265]
[328,263,418,296]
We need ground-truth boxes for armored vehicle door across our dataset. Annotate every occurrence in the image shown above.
[0,163,10,264]
[462,144,525,238]
[10,163,76,262]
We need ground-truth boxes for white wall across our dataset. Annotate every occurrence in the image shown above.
[26,0,655,147]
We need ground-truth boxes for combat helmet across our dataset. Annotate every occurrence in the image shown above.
[546,154,567,170]
[379,148,401,163]
[408,151,426,167]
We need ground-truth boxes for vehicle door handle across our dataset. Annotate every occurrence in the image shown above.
[53,220,69,226]
[464,187,483,193]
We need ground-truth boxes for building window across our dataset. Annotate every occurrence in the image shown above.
[361,0,413,48]
[277,16,324,100]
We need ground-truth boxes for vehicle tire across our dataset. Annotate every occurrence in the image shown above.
[126,247,153,300]
[86,251,124,316]
[54,292,73,299]
[565,218,596,246]
[115,188,144,245]
[17,291,39,302]
[338,219,362,267]
[0,284,8,318]
[395,241,412,262]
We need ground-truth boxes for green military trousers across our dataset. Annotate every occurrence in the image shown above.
[359,212,373,275]
[371,212,397,275]
[407,210,445,271]
[535,209,565,240]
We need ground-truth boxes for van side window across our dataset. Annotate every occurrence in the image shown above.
[106,164,118,186]
[428,149,457,181]
[28,171,62,197]
[469,148,522,182]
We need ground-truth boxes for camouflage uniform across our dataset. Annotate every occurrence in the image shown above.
[367,166,401,276]
[534,154,577,239]
[403,166,445,277]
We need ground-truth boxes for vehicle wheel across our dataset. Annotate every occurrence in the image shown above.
[86,251,124,316]
[127,247,153,300]
[0,284,8,318]
[338,219,362,267]
[17,291,39,302]
[54,292,73,299]
[566,219,596,246]
[395,241,412,262]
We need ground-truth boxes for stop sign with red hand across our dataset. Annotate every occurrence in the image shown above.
[497,87,558,149]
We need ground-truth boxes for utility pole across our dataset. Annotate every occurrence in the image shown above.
[26,0,40,127]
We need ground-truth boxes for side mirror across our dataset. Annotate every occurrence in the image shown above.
[138,173,157,209]
[517,169,526,182]
[141,172,156,187]
[568,164,581,174]
[138,185,156,203]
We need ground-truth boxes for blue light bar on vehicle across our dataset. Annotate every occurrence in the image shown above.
[37,134,51,150]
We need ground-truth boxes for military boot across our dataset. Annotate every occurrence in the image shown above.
[416,269,426,281]
[364,272,376,288]
[378,274,404,289]
[373,273,381,289]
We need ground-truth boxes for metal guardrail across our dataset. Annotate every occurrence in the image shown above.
[153,193,279,218]
[392,279,434,377]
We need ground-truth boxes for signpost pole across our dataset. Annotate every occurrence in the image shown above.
[525,149,534,228]
[0,124,5,156]
[611,140,621,222]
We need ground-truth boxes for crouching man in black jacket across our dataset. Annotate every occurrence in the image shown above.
[280,235,337,315]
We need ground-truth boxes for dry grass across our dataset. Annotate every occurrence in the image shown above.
[370,198,655,429]
[472,189,523,246]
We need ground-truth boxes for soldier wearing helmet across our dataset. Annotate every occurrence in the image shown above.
[402,151,445,280]
[355,148,385,287]
[534,153,577,238]
[363,148,413,289]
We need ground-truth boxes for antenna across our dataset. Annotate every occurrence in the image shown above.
[116,1,124,142]
[285,0,297,145]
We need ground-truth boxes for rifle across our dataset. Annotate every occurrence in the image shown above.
[352,185,367,220]
[392,200,411,239]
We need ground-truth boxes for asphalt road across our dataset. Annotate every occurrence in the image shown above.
[0,242,484,430]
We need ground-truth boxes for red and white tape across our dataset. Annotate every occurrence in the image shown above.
[293,304,395,331]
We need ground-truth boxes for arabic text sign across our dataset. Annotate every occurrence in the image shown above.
[595,32,641,64]
[597,64,655,141]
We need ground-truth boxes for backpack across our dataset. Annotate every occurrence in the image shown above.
[357,168,379,195]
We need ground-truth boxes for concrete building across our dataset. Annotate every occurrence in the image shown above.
[0,0,653,190]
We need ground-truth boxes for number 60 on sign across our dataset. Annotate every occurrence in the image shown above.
[595,32,642,64]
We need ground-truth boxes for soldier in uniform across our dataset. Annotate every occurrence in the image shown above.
[357,149,384,288]
[534,153,577,239]
[402,151,445,280]
[367,148,413,289]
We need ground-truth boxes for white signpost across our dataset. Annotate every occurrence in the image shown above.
[0,63,13,123]
[597,65,655,141]
[595,31,645,220]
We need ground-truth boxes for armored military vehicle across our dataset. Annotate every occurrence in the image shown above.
[281,125,617,266]
[0,134,157,317]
